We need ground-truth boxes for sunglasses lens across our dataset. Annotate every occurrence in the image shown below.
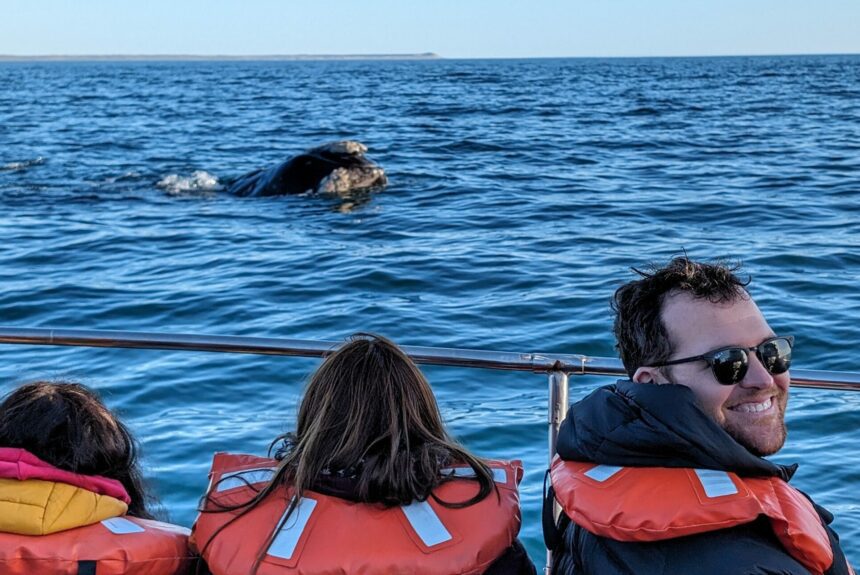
[760,337,792,374]
[711,348,749,385]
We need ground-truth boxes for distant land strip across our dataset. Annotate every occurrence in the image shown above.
[0,53,441,62]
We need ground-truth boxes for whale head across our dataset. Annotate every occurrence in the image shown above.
[226,140,388,198]
[317,165,388,195]
[311,141,387,195]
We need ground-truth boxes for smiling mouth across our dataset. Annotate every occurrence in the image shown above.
[729,396,774,414]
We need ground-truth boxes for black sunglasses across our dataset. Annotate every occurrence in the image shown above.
[645,336,794,386]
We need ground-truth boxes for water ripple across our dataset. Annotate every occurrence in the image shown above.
[0,55,858,564]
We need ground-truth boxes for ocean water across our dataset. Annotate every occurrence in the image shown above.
[0,55,858,565]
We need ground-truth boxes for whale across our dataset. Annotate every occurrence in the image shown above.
[226,141,387,197]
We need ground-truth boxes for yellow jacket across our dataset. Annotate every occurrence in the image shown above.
[0,477,127,535]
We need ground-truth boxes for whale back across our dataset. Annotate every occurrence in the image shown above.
[227,141,386,197]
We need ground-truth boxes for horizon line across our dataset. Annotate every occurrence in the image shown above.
[0,53,441,61]
[1,51,859,62]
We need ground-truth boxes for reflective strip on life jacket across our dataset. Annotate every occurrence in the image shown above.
[694,468,739,497]
[265,494,469,556]
[101,517,146,534]
[193,452,524,575]
[402,499,453,547]
[216,467,277,491]
[440,466,510,484]
[582,464,623,482]
[0,516,192,575]
[551,457,834,575]
[266,497,318,560]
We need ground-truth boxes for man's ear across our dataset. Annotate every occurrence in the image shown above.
[632,366,670,384]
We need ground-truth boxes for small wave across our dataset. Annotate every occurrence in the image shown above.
[106,171,143,183]
[438,139,508,153]
[563,154,598,166]
[156,171,222,194]
[1,157,46,172]
[623,107,661,117]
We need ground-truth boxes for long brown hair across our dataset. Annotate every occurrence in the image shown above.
[200,334,495,567]
[0,381,156,519]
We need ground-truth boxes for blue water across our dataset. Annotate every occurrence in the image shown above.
[1,55,859,565]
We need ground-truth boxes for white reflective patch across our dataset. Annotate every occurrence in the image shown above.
[695,469,738,498]
[101,517,145,534]
[402,500,452,547]
[440,467,508,484]
[584,465,624,482]
[441,467,473,478]
[266,497,318,560]
[216,467,276,492]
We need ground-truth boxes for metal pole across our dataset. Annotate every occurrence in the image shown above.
[0,326,858,390]
[0,326,590,373]
[787,370,860,391]
[547,371,569,469]
[546,370,569,574]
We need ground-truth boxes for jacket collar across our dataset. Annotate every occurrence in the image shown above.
[0,447,130,503]
[555,381,795,481]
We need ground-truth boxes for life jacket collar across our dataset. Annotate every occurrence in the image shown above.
[193,452,524,575]
[551,457,834,575]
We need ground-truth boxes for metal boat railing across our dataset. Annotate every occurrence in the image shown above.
[2,325,859,462]
[2,326,859,572]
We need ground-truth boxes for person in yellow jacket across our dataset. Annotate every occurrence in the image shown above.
[0,381,191,575]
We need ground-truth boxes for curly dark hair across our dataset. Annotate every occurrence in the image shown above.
[0,381,156,519]
[612,257,750,377]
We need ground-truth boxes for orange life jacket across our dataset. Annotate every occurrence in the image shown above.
[192,452,524,575]
[0,516,192,575]
[550,456,834,575]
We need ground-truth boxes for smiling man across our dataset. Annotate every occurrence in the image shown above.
[547,258,852,575]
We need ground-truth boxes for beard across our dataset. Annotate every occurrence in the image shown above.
[664,368,789,457]
[721,392,788,457]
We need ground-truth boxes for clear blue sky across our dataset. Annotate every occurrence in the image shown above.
[2,0,858,58]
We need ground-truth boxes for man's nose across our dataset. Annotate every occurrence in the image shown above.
[738,352,776,389]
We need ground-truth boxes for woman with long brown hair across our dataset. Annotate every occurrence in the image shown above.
[0,381,191,574]
[193,333,535,574]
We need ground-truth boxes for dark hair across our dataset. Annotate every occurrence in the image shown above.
[0,381,155,519]
[201,334,495,569]
[612,257,750,377]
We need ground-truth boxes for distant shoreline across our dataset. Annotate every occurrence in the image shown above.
[0,53,441,62]
[0,52,856,63]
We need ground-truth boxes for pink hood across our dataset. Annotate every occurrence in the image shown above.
[0,447,131,504]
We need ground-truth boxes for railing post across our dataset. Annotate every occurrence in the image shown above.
[545,370,569,574]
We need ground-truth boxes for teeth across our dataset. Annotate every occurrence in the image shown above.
[732,397,773,413]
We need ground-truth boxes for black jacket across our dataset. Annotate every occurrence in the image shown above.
[547,381,851,575]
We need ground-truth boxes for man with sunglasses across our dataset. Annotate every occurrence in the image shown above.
[546,257,851,575]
